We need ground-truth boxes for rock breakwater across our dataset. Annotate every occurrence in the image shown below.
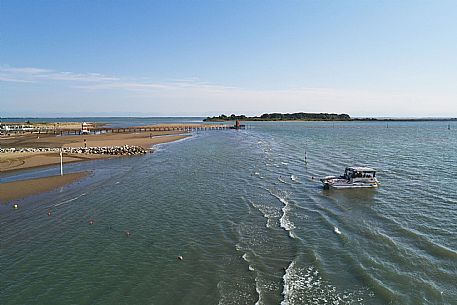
[0,145,151,156]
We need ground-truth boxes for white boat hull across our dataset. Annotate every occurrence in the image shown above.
[321,178,379,189]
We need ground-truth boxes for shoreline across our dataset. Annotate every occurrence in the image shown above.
[204,118,457,122]
[0,131,189,203]
[0,171,89,203]
[0,133,188,173]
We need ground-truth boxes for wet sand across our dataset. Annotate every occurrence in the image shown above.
[0,130,184,149]
[0,171,89,203]
[0,152,107,173]
[0,132,188,172]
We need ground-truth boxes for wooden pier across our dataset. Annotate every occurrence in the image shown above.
[30,124,231,135]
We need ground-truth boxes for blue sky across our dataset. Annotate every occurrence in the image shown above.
[1,0,457,117]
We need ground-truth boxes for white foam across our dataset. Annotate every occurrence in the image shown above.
[279,201,296,234]
[281,261,367,305]
[278,176,287,184]
[242,253,248,261]
[280,210,296,234]
[251,202,278,229]
[334,227,342,235]
[268,189,296,234]
[54,193,86,207]
[254,281,262,305]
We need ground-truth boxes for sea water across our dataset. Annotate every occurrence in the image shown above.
[0,120,456,304]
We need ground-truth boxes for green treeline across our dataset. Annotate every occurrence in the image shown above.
[204,112,351,121]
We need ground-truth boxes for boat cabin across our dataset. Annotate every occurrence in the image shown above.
[344,167,376,181]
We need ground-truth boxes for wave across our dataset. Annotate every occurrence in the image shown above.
[253,172,264,179]
[254,282,262,305]
[278,176,288,184]
[281,260,368,305]
[250,200,279,229]
[267,189,296,236]
[54,193,86,207]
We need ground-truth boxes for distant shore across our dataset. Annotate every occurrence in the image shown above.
[204,112,457,122]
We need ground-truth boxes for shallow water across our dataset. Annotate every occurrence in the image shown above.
[1,120,456,304]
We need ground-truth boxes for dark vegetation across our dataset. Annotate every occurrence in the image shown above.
[204,113,457,122]
[204,112,351,121]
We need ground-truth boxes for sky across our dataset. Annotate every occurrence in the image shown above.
[1,0,457,117]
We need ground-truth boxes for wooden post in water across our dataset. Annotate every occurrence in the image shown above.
[60,150,63,176]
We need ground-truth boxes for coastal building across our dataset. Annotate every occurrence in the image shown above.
[81,122,93,135]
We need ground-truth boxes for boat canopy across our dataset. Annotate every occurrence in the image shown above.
[346,167,376,173]
[345,167,376,178]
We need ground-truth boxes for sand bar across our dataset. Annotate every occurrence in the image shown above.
[0,130,184,149]
[0,132,188,172]
[0,171,89,203]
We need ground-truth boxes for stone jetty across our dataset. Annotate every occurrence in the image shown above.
[0,145,150,156]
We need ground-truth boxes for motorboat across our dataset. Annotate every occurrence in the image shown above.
[321,167,379,189]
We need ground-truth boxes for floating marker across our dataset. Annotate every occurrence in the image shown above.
[12,203,18,209]
[177,255,183,261]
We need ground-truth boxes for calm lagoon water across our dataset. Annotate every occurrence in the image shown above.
[1,120,456,304]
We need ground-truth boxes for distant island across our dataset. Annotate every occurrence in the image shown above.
[204,112,351,121]
[204,113,457,122]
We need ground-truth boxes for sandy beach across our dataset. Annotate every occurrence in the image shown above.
[0,131,187,172]
[0,171,89,203]
[0,125,189,203]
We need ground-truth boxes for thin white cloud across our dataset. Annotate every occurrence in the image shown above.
[0,67,51,74]
[2,65,456,117]
[0,66,118,83]
[0,76,35,83]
